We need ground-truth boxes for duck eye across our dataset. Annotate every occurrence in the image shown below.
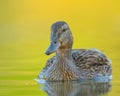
[54,41,57,44]
[62,29,66,32]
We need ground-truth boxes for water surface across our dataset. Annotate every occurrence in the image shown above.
[0,0,120,95]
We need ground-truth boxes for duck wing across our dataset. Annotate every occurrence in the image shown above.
[72,49,112,78]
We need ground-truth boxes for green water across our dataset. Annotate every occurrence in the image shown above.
[0,0,120,95]
[0,24,120,96]
[0,42,120,96]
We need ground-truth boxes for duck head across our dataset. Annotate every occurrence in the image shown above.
[45,21,73,55]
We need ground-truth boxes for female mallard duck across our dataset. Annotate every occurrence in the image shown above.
[39,21,112,81]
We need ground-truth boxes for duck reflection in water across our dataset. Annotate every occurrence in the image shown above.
[40,81,111,96]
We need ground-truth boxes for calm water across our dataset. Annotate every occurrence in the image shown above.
[0,43,120,96]
[0,0,120,96]
[0,28,120,96]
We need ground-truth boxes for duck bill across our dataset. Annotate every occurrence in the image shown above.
[45,42,59,55]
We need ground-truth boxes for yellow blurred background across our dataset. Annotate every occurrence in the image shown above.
[0,0,120,96]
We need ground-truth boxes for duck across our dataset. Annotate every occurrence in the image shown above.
[39,21,112,81]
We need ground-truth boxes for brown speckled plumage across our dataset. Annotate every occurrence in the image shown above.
[39,21,112,81]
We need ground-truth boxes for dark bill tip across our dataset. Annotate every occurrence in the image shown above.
[44,42,59,55]
[45,50,51,55]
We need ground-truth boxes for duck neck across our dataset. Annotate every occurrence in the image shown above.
[56,48,73,61]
